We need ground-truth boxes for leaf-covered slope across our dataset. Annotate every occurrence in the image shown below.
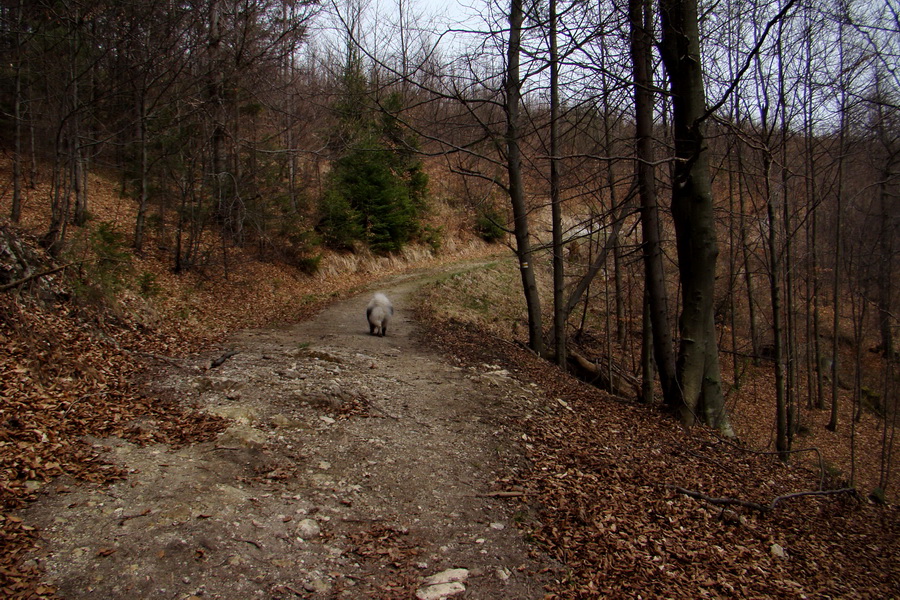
[418,266,900,600]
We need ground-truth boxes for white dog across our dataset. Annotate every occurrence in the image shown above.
[366,293,393,337]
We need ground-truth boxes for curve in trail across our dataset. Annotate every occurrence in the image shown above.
[24,268,551,599]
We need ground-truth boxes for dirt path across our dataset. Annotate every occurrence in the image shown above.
[24,267,552,599]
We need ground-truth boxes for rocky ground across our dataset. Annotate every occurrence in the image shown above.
[22,269,555,599]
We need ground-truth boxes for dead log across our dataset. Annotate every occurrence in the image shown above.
[210,350,239,369]
[566,350,640,399]
[0,263,74,292]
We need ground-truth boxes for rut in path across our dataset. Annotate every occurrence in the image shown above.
[24,271,552,599]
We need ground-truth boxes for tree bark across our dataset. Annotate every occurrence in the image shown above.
[11,0,24,223]
[873,73,897,360]
[549,0,565,367]
[208,0,227,222]
[134,94,150,253]
[505,0,544,355]
[658,0,731,433]
[765,150,789,458]
[804,8,825,410]
[828,7,848,432]
[631,0,677,405]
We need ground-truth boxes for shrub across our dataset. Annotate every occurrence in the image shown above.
[475,209,507,243]
[421,224,443,253]
[68,222,134,307]
[138,271,161,298]
[318,189,364,251]
[319,142,425,254]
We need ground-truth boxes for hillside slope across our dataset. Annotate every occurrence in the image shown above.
[0,164,496,597]
[419,264,900,599]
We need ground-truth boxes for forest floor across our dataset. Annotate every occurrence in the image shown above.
[19,265,557,600]
[6,255,898,600]
[1,162,898,597]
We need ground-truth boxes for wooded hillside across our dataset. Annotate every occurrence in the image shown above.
[1,0,898,597]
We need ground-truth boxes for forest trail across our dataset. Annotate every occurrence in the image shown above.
[23,265,552,599]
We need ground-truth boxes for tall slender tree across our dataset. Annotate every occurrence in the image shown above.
[549,0,565,366]
[630,0,676,405]
[506,0,544,355]
[658,0,731,432]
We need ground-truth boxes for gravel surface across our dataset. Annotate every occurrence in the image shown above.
[24,269,554,599]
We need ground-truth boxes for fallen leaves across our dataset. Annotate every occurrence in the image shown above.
[346,525,423,598]
[0,288,226,598]
[419,301,900,599]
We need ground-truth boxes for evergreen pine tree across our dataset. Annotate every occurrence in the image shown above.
[318,70,428,253]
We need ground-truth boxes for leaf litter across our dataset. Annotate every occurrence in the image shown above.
[417,297,899,599]
[1,203,897,599]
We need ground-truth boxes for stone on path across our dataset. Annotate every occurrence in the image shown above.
[416,568,469,600]
[415,582,466,600]
[422,568,469,586]
[296,518,321,539]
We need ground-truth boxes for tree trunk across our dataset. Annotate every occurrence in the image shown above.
[599,49,625,351]
[558,200,632,334]
[549,0,565,367]
[804,10,825,409]
[72,46,92,229]
[737,140,761,363]
[208,0,227,221]
[828,9,848,432]
[658,0,731,434]
[134,94,150,253]
[630,0,677,405]
[641,287,655,403]
[505,0,543,355]
[876,167,895,358]
[11,0,24,223]
[874,76,896,359]
[774,26,792,457]
[765,151,789,459]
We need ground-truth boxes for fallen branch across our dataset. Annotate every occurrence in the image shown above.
[279,584,307,597]
[0,262,75,292]
[117,508,152,526]
[477,490,531,498]
[669,486,769,512]
[567,350,640,399]
[668,485,858,513]
[210,350,239,369]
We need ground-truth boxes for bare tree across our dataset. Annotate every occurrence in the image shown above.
[630,0,676,405]
[505,0,544,355]
[658,0,731,432]
[549,0,565,366]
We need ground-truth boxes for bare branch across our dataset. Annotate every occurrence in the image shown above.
[668,485,858,513]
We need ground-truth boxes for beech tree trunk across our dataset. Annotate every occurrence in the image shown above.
[549,0,565,367]
[658,0,731,433]
[828,7,848,432]
[765,150,789,458]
